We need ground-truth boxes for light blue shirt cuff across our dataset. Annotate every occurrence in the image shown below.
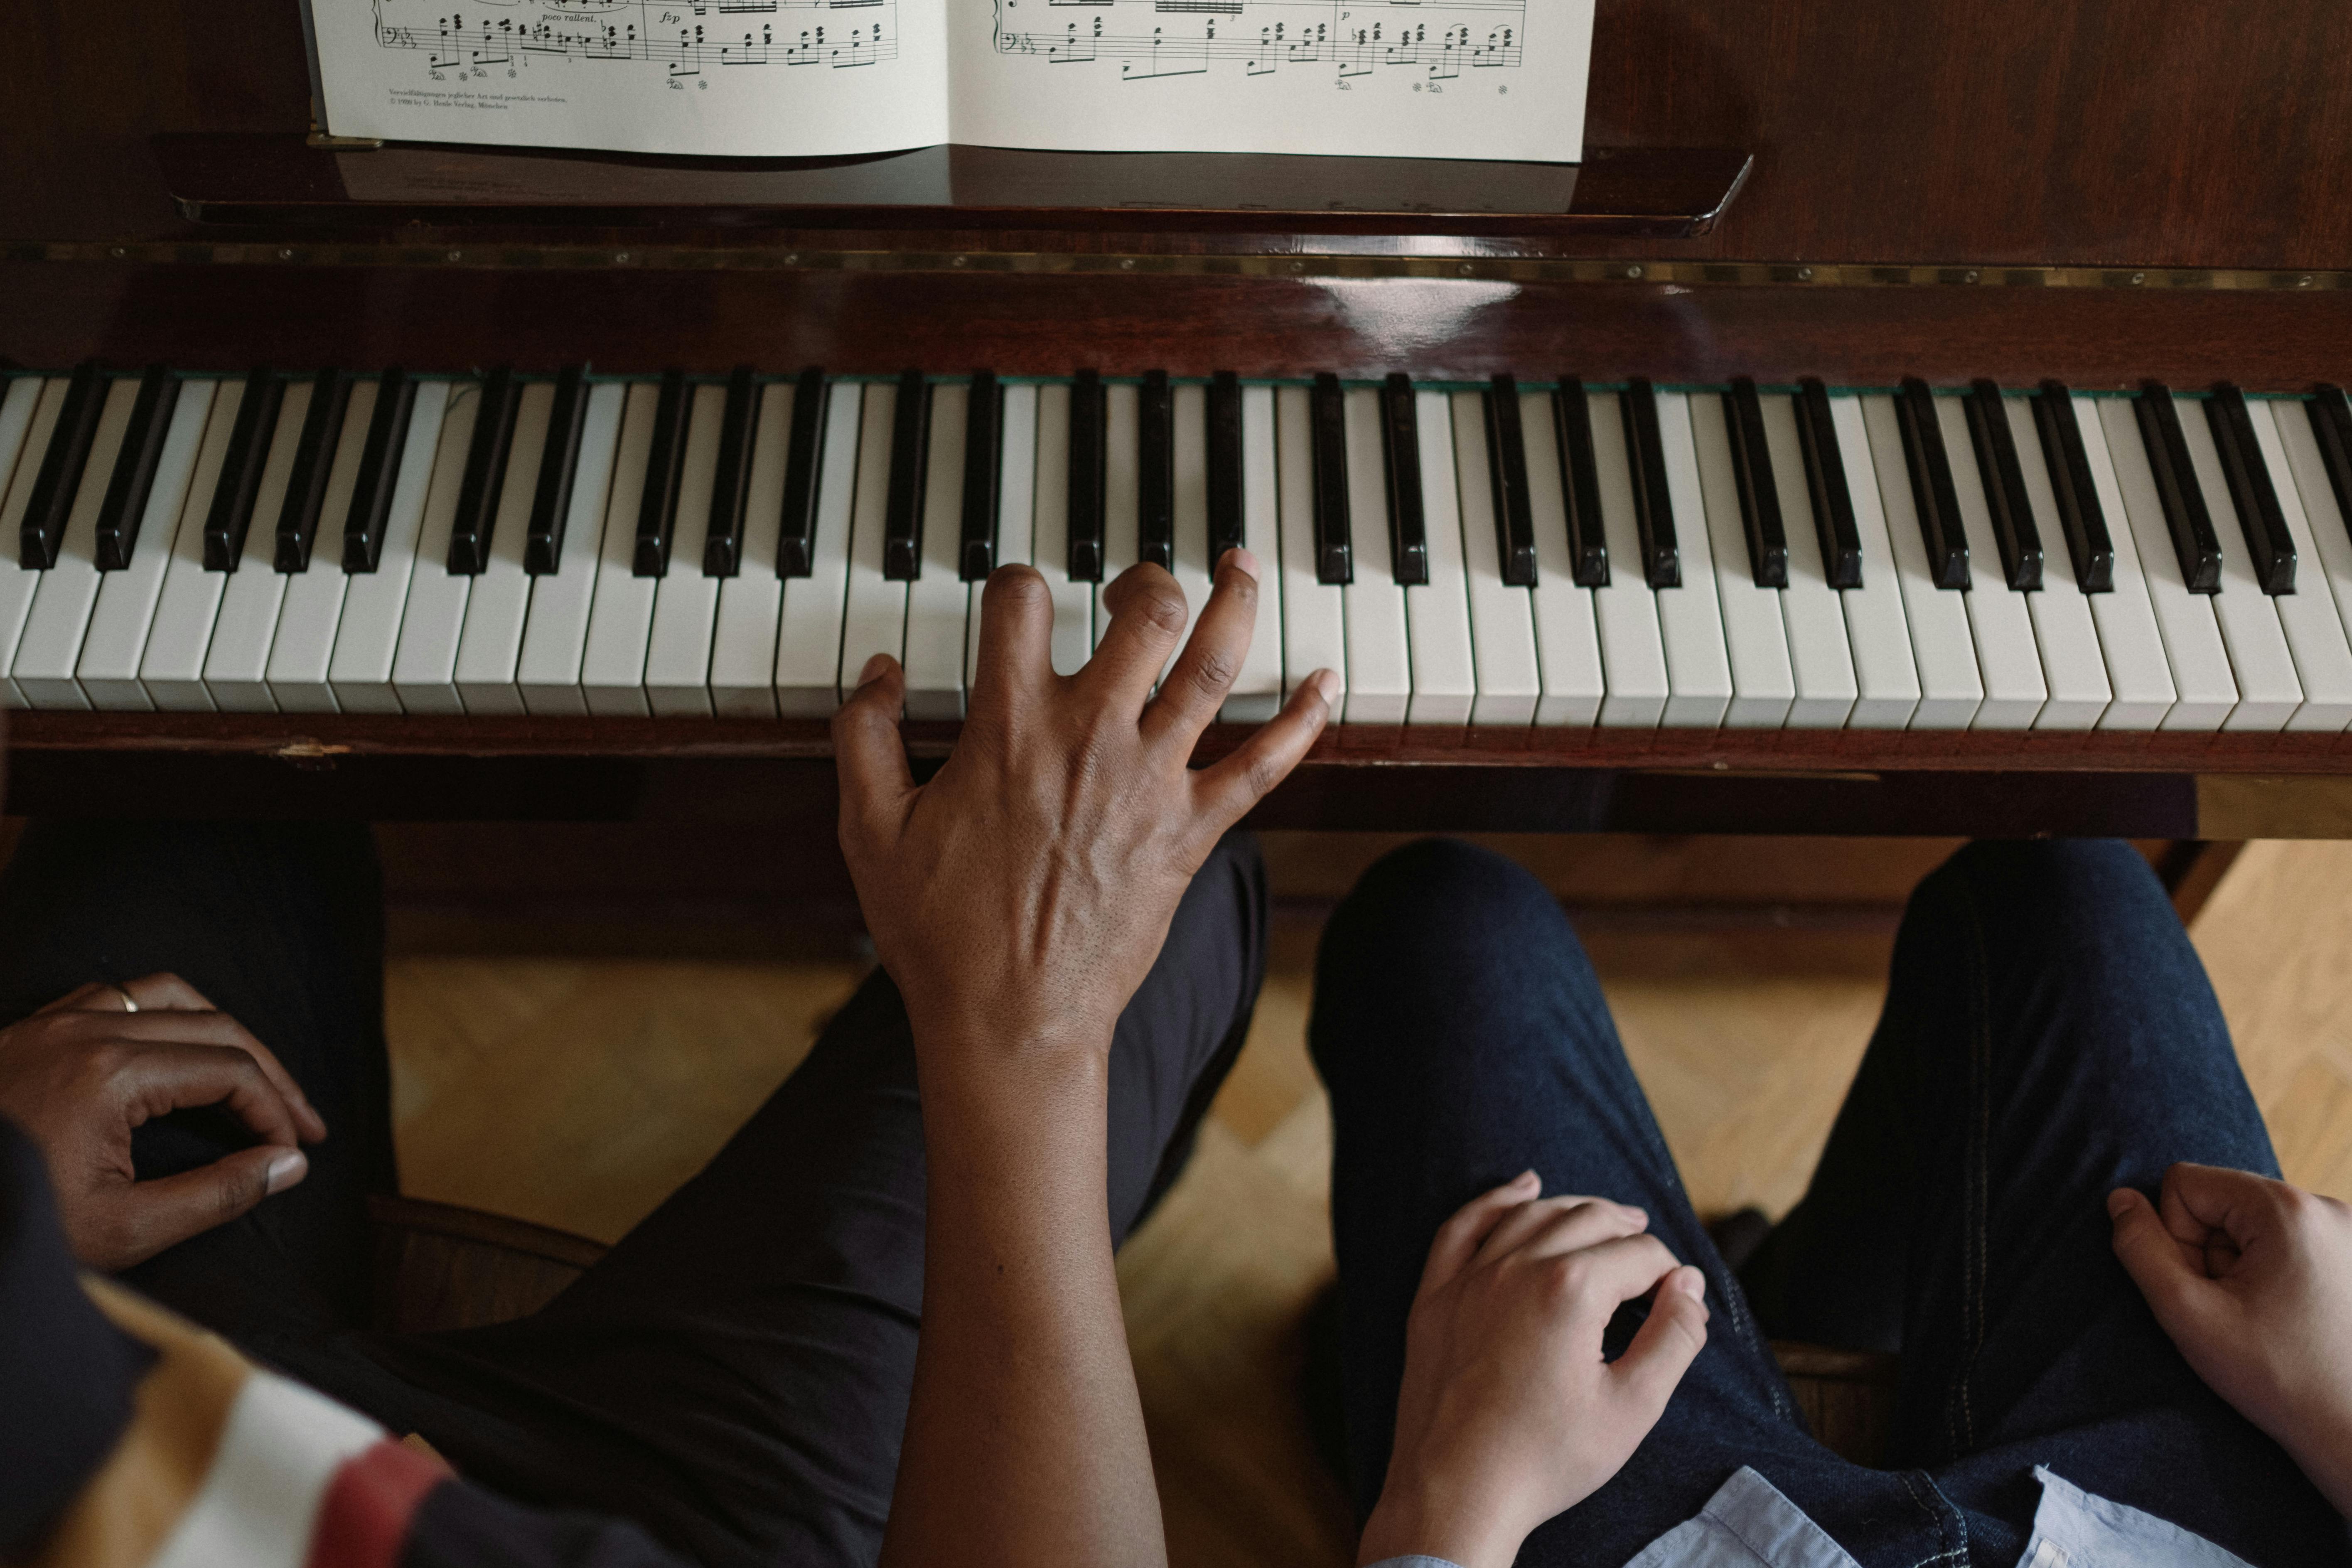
[1362,1558,1469,1568]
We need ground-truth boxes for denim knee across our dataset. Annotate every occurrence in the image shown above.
[1318,838,1558,980]
[1906,838,2229,1076]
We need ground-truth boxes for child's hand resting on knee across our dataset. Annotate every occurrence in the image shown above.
[2111,1163,2352,1516]
[1359,1172,1711,1568]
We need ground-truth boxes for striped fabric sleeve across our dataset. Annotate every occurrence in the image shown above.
[31,1278,695,1568]
[29,1278,449,1568]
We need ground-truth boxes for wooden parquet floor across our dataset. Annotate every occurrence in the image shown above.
[384,836,2352,1568]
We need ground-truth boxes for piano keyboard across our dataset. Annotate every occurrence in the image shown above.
[6,364,2352,734]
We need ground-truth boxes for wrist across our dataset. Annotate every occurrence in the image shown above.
[1358,1474,1525,1568]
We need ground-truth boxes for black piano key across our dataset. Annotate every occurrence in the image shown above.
[2132,381,2223,595]
[524,365,590,577]
[1380,373,1429,587]
[633,369,691,578]
[1895,376,1971,590]
[1619,378,1679,589]
[342,368,416,574]
[1484,374,1538,588]
[93,364,181,571]
[1794,378,1863,590]
[1551,377,1609,588]
[1067,369,1106,582]
[274,369,353,574]
[1963,378,2045,592]
[776,366,828,579]
[1723,376,1788,589]
[2308,386,2352,555]
[1206,371,1244,564]
[448,368,520,577]
[959,370,1003,581]
[2205,383,2295,595]
[701,364,758,578]
[1138,369,1175,570]
[882,368,929,582]
[203,369,283,571]
[2029,381,2115,593]
[21,360,106,570]
[1309,373,1352,585]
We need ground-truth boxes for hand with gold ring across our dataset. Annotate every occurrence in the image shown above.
[0,971,328,1269]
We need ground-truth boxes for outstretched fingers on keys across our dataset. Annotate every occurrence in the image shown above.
[1144,546,1262,749]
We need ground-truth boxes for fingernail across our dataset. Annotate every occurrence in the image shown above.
[1311,668,1342,706]
[1513,1169,1540,1189]
[1227,546,1260,579]
[1674,1266,1707,1299]
[266,1150,307,1194]
[2106,1188,2135,1219]
[858,653,891,686]
[1624,1204,1648,1224]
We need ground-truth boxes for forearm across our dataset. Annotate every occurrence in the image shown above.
[879,1042,1165,1568]
[2275,1416,2352,1519]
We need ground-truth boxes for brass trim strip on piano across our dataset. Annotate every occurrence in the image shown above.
[8,240,2352,293]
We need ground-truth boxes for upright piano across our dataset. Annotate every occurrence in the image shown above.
[6,0,2352,840]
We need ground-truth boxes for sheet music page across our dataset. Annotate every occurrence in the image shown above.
[946,0,1590,162]
[313,0,950,156]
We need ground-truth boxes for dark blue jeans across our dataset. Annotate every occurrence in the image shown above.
[1312,838,2352,1568]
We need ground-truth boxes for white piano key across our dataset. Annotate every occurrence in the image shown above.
[967,381,1040,697]
[140,377,246,713]
[204,379,314,713]
[1521,388,1607,727]
[903,382,971,721]
[2241,397,2352,732]
[1161,383,1217,696]
[1757,392,1859,728]
[1823,394,1920,728]
[709,381,791,720]
[2171,393,2302,732]
[1221,384,1285,723]
[1401,388,1475,726]
[1276,385,1346,710]
[1586,391,1672,728]
[1684,391,1794,728]
[643,383,727,717]
[1640,402,1737,730]
[79,380,217,711]
[838,378,910,702]
[1340,386,1412,725]
[1093,381,1142,651]
[515,382,624,716]
[1858,394,1982,729]
[1996,394,2111,730]
[1932,395,2047,729]
[2066,394,2175,730]
[389,382,483,716]
[330,381,453,714]
[774,381,863,716]
[579,383,664,716]
[1449,391,1539,726]
[2095,398,2237,730]
[0,380,70,709]
[451,383,554,716]
[17,376,140,709]
[2268,392,2352,732]
[265,379,380,713]
[1028,383,1096,680]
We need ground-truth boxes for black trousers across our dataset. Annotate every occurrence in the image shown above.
[0,821,1266,1568]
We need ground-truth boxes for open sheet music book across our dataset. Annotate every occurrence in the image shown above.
[306,0,1594,164]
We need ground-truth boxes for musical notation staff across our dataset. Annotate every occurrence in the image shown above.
[371,0,896,76]
[991,0,1523,81]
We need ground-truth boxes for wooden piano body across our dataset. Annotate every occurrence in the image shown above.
[7,0,2352,840]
